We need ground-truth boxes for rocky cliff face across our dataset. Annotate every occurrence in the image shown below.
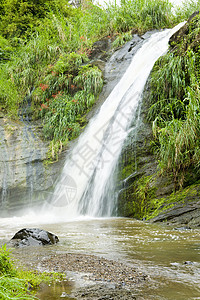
[0,116,64,216]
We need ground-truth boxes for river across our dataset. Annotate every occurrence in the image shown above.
[0,217,199,299]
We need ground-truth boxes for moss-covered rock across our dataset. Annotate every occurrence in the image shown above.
[115,12,200,227]
[115,80,175,219]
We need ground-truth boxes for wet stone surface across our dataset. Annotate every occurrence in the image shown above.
[71,284,137,299]
[39,253,147,289]
[10,228,59,247]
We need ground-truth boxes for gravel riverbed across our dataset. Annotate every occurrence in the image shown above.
[15,251,148,299]
[40,253,147,287]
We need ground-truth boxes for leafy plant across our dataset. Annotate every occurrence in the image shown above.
[0,65,19,115]
[0,245,64,300]
[74,64,103,95]
[0,245,16,277]
[53,52,89,75]
[36,60,101,159]
[112,31,132,48]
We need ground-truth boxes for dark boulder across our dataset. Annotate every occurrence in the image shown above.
[10,228,59,247]
[149,201,200,227]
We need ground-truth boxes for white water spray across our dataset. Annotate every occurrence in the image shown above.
[47,22,185,219]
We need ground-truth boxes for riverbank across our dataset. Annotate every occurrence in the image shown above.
[14,251,147,299]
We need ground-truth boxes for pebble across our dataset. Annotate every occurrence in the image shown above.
[39,253,146,288]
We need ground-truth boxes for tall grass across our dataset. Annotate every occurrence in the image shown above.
[35,62,102,159]
[153,85,200,189]
[0,65,19,115]
[149,15,200,189]
[0,245,64,300]
[148,53,191,122]
[175,0,200,21]
[0,245,36,299]
[106,0,173,33]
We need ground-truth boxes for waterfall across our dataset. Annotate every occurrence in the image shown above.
[47,23,185,219]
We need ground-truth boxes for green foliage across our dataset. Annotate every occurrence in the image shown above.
[0,0,71,38]
[0,245,16,277]
[106,0,173,33]
[0,245,35,299]
[74,65,103,95]
[53,52,89,75]
[0,276,36,300]
[153,85,200,188]
[175,0,200,21]
[35,62,101,160]
[0,245,64,300]
[149,15,200,188]
[0,65,19,115]
[148,53,191,122]
[112,31,132,48]
[41,90,95,144]
[0,35,13,61]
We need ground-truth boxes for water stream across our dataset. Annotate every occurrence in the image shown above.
[0,218,199,299]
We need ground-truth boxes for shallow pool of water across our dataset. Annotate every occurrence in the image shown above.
[0,217,200,299]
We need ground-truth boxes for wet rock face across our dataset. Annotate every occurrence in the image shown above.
[0,117,65,216]
[72,284,137,300]
[87,34,144,120]
[149,201,200,227]
[10,228,59,247]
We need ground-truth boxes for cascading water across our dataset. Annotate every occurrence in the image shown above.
[48,22,185,219]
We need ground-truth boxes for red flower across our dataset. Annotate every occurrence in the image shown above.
[40,83,49,91]
[41,103,49,109]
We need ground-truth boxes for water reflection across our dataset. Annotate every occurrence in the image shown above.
[37,281,75,300]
